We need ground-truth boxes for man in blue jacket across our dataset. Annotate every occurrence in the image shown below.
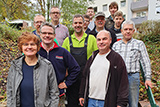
[38,22,80,107]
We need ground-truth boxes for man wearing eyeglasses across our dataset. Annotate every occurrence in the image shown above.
[38,22,80,107]
[33,15,59,45]
[33,15,45,39]
[50,6,69,46]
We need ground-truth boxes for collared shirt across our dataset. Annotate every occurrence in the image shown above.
[55,24,69,46]
[62,32,98,60]
[112,38,151,80]
[88,20,95,31]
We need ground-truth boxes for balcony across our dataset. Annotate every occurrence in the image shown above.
[131,0,148,11]
[131,16,148,25]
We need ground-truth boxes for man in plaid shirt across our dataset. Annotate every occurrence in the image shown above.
[112,20,152,107]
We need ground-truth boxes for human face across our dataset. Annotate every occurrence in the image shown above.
[72,17,84,34]
[50,7,61,22]
[109,6,118,16]
[34,16,45,32]
[114,16,124,28]
[121,24,135,42]
[86,9,95,19]
[95,16,105,29]
[22,40,38,57]
[84,17,90,29]
[97,31,111,54]
[40,25,55,45]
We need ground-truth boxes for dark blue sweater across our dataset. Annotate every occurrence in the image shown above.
[20,61,35,107]
[38,42,80,95]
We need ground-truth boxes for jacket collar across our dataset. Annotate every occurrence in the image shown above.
[11,54,41,74]
[40,41,59,51]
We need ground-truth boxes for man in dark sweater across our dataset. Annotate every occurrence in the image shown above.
[79,30,129,107]
[38,22,80,107]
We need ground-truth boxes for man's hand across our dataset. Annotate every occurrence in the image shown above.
[145,80,152,89]
[79,98,84,106]
[58,82,67,89]
[117,106,121,107]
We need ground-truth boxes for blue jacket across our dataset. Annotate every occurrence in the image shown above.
[38,42,80,95]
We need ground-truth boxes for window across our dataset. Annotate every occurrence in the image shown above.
[103,4,107,11]
[94,7,97,13]
[136,11,147,17]
[123,14,126,19]
[121,0,126,7]
[156,6,160,14]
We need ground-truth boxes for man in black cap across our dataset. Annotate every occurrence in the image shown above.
[89,12,117,47]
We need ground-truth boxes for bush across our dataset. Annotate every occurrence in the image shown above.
[136,20,160,101]
[138,20,160,42]
[0,24,21,41]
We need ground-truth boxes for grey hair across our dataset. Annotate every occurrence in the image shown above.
[121,20,136,30]
[40,22,56,34]
[72,14,85,23]
[97,30,112,39]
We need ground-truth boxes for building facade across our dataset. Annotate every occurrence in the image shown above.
[88,0,160,27]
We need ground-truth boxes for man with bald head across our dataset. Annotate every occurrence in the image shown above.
[79,30,129,107]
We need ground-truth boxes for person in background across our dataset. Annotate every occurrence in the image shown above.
[110,11,124,41]
[50,6,69,46]
[89,12,117,47]
[38,22,80,107]
[7,32,59,107]
[33,14,59,44]
[83,14,91,34]
[112,20,152,107]
[62,14,98,107]
[105,1,118,29]
[86,7,95,31]
[79,30,129,107]
[33,15,45,39]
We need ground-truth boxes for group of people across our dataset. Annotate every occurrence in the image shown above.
[7,1,152,107]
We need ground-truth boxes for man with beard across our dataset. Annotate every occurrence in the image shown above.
[62,14,98,107]
[33,15,59,44]
[110,11,124,41]
[89,12,117,47]
[50,6,69,46]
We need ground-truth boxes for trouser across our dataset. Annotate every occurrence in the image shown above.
[66,79,81,107]
[88,98,105,107]
[128,73,140,107]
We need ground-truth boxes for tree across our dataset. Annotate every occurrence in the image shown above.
[0,0,35,21]
[60,0,88,32]
[35,0,88,31]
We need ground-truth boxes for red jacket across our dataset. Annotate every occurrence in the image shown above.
[79,49,129,107]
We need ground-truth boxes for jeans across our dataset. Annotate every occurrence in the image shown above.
[128,73,140,107]
[88,98,104,107]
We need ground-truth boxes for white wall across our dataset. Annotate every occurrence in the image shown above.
[148,0,160,20]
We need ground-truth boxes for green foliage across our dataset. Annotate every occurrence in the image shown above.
[0,24,21,41]
[138,20,160,42]
[136,20,160,101]
[0,0,36,21]
[60,0,88,34]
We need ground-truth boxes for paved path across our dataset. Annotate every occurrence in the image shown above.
[139,100,160,107]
